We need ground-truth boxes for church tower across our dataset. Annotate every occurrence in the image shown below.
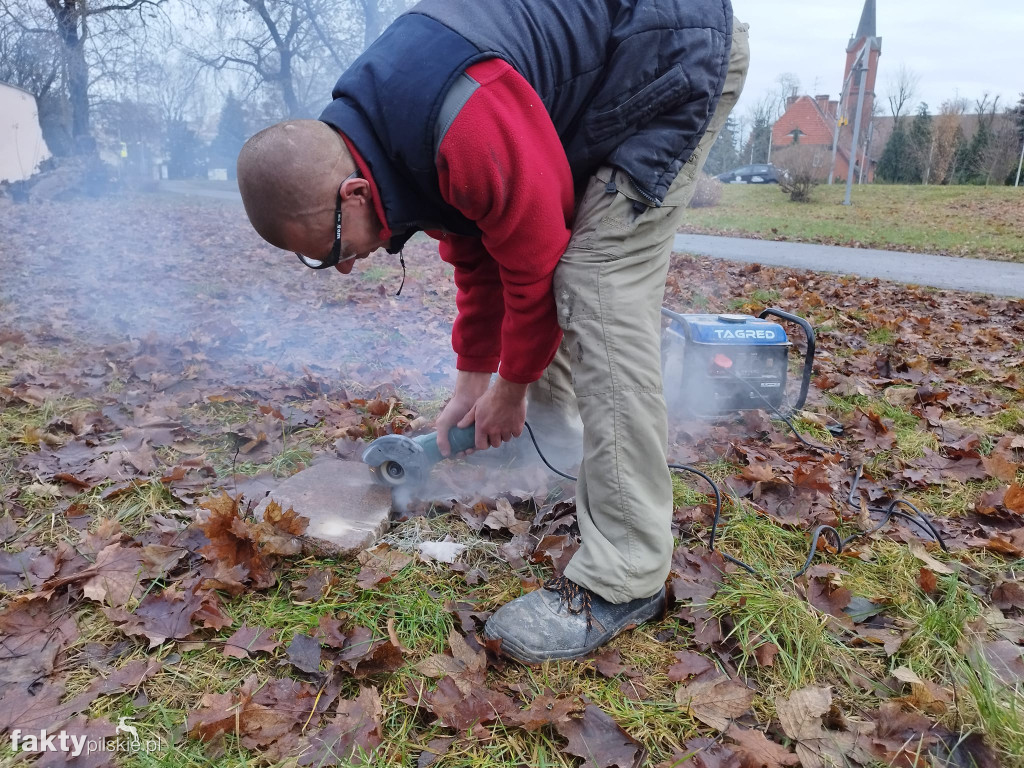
[842,0,882,162]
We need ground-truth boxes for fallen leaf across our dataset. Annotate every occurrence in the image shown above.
[667,650,714,682]
[675,675,754,731]
[775,686,872,768]
[224,625,280,659]
[557,704,644,768]
[726,724,799,768]
[907,542,954,575]
[287,634,322,675]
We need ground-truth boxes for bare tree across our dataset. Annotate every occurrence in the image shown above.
[0,6,62,98]
[0,0,166,151]
[189,0,403,120]
[933,97,967,184]
[885,63,919,128]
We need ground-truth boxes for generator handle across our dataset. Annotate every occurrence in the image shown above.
[660,307,690,326]
[758,308,815,412]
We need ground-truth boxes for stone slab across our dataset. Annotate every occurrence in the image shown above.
[254,460,392,557]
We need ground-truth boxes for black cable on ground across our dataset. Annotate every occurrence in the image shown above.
[669,462,758,575]
[523,390,949,581]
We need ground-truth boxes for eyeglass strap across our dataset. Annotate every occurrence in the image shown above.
[395,249,406,297]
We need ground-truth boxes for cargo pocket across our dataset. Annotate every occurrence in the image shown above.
[567,166,682,262]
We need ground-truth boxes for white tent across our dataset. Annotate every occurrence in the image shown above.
[0,81,51,183]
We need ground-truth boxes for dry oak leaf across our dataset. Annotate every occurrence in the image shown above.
[196,492,276,588]
[80,543,185,607]
[775,686,873,768]
[224,625,280,659]
[674,675,754,731]
[252,499,308,556]
[725,724,799,768]
[557,704,644,768]
[287,633,322,675]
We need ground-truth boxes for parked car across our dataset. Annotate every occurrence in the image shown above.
[716,163,789,184]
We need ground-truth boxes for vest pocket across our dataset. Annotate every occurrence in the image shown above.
[584,65,691,145]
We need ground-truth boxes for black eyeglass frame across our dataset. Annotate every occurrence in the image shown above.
[295,171,360,270]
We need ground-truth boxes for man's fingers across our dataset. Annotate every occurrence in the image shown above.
[436,427,451,458]
[456,407,475,429]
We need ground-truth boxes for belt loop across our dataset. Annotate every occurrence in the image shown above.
[605,170,617,195]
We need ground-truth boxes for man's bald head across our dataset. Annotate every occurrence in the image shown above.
[237,120,356,248]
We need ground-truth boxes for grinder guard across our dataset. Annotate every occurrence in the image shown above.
[362,434,428,488]
[362,425,477,490]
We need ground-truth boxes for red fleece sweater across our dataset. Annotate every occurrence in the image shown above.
[433,59,574,383]
[343,60,574,383]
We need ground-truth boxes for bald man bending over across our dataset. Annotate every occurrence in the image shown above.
[238,0,748,663]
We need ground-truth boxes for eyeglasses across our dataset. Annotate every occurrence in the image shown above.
[295,172,359,270]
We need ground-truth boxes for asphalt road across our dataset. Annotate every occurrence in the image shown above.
[673,234,1024,299]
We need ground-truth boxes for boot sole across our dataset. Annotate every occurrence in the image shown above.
[484,591,666,664]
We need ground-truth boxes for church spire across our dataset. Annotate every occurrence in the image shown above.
[854,0,876,41]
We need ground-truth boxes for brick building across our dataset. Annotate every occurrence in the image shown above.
[772,0,882,181]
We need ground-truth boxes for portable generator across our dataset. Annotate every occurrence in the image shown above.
[660,307,815,418]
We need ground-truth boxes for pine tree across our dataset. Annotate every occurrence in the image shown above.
[744,115,771,165]
[1011,93,1024,185]
[907,103,933,183]
[876,124,910,183]
[166,120,206,180]
[208,92,249,180]
[958,119,991,185]
[704,117,741,176]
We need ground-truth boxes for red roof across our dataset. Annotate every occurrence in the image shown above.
[773,96,836,147]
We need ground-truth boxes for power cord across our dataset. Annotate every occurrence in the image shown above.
[521,374,948,580]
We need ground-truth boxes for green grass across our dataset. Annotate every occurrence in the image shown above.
[681,184,1024,261]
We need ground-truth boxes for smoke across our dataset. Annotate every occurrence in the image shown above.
[0,193,455,395]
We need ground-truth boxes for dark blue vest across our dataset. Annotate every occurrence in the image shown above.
[319,0,732,253]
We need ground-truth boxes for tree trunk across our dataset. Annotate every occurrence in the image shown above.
[277,50,301,117]
[50,1,93,153]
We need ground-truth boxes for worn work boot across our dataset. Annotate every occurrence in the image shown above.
[483,576,666,663]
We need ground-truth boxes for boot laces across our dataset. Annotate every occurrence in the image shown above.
[544,575,594,630]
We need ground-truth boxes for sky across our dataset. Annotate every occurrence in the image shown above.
[732,0,1024,119]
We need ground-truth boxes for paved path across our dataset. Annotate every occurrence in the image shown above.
[673,234,1024,299]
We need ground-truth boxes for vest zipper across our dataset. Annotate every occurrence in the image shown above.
[626,173,661,207]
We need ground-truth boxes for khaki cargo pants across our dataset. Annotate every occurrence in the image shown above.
[530,21,749,603]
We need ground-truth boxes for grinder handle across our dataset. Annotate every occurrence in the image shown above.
[415,424,478,465]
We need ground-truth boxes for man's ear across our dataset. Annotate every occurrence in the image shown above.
[339,175,369,202]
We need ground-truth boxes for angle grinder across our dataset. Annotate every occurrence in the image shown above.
[362,425,477,491]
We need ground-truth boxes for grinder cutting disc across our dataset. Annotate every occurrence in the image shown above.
[361,434,428,488]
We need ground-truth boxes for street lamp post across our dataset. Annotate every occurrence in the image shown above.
[843,39,871,206]
[1015,133,1024,187]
